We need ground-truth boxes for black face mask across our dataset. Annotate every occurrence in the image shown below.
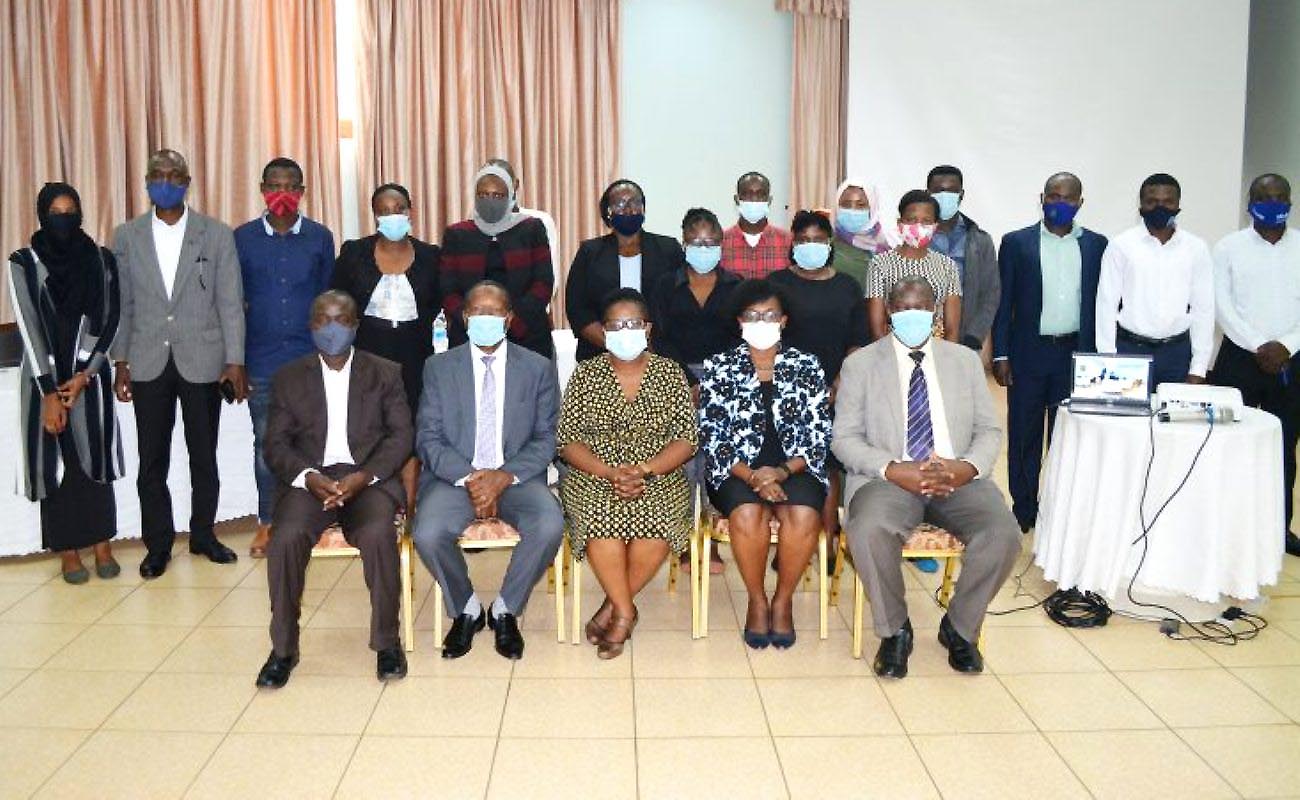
[43,211,83,239]
[1140,206,1180,230]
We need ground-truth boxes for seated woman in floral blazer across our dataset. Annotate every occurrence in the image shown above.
[698,278,831,650]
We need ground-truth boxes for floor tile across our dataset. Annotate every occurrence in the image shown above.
[336,735,494,799]
[0,668,29,698]
[0,556,64,584]
[983,626,1106,673]
[631,629,752,679]
[235,674,383,734]
[1072,623,1220,670]
[635,678,768,737]
[1191,625,1300,667]
[156,626,270,674]
[757,677,902,736]
[104,672,257,732]
[198,586,325,627]
[305,587,374,628]
[501,677,634,738]
[511,636,633,679]
[1048,729,1237,799]
[1116,668,1288,726]
[139,553,257,588]
[0,585,134,624]
[98,587,229,626]
[0,670,146,729]
[1178,724,1300,799]
[184,732,357,799]
[0,727,90,798]
[1000,672,1163,731]
[776,736,938,799]
[0,622,86,668]
[0,583,37,613]
[638,737,787,800]
[488,737,636,800]
[237,555,351,591]
[401,635,515,677]
[45,624,190,672]
[881,675,1034,734]
[632,586,723,632]
[913,732,1089,800]
[34,729,221,799]
[1231,665,1300,722]
[746,630,865,678]
[366,677,507,737]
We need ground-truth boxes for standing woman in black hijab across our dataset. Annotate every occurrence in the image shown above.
[7,183,125,583]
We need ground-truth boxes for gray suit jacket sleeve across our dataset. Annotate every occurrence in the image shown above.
[831,351,898,477]
[212,222,245,366]
[958,346,1003,477]
[501,357,559,484]
[415,356,477,483]
[110,224,132,363]
[962,229,1000,344]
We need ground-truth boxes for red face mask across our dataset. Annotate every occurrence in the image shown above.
[263,190,302,218]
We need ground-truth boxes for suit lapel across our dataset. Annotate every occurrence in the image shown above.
[136,214,168,300]
[499,343,523,456]
[302,356,328,463]
[876,343,905,449]
[930,342,967,448]
[169,212,202,303]
[346,351,366,457]
[1027,227,1044,318]
[457,346,477,460]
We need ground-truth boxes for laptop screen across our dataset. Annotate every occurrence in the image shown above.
[1070,353,1153,405]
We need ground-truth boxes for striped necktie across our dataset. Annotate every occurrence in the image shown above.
[473,355,497,468]
[906,350,934,461]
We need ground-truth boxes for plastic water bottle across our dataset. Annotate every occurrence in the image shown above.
[432,309,449,353]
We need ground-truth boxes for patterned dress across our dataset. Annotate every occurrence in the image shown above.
[866,248,963,337]
[557,353,698,560]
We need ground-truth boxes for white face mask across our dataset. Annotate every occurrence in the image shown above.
[605,328,648,361]
[741,321,781,351]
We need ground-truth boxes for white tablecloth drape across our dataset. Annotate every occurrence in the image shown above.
[1035,407,1285,603]
[1,367,258,557]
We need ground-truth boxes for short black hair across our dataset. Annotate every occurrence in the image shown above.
[465,279,512,311]
[728,278,789,320]
[927,164,963,186]
[789,209,834,267]
[371,182,411,206]
[1043,172,1082,195]
[599,179,645,225]
[681,207,722,235]
[1140,173,1181,198]
[600,287,649,320]
[1248,173,1291,196]
[736,171,771,194]
[262,157,304,184]
[898,189,940,218]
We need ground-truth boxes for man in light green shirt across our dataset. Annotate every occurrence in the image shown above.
[1038,222,1084,336]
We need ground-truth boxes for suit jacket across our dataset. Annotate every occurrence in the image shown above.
[565,231,684,361]
[263,349,414,507]
[832,337,1002,508]
[991,223,1107,376]
[111,208,245,383]
[416,341,559,487]
[955,214,1000,348]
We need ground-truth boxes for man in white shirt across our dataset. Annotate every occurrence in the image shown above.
[1095,173,1214,385]
[257,291,413,688]
[1212,173,1300,557]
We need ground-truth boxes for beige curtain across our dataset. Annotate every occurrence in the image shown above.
[0,0,341,323]
[355,0,621,327]
[778,0,848,212]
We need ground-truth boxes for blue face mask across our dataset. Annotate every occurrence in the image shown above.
[737,201,769,225]
[1248,201,1290,229]
[890,309,934,349]
[376,213,412,242]
[932,191,961,221]
[792,242,831,270]
[466,314,507,347]
[836,207,871,234]
[312,321,357,357]
[147,180,187,210]
[1140,206,1180,230]
[684,245,721,274]
[605,328,648,361]
[1042,201,1080,228]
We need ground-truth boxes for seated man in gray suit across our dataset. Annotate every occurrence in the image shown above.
[413,280,564,661]
[833,276,1020,679]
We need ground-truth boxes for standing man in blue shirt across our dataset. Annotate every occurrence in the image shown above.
[234,157,336,557]
[927,165,999,352]
[992,173,1107,532]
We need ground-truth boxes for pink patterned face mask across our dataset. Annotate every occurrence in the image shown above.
[898,222,937,249]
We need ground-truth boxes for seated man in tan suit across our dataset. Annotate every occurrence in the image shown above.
[833,276,1019,679]
[257,290,413,688]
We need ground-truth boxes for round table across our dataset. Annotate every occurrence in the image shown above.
[1035,406,1284,605]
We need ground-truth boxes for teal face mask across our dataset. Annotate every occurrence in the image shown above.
[466,314,507,347]
[836,207,871,234]
[890,309,934,348]
[932,191,961,221]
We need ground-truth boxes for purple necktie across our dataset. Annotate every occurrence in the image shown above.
[906,350,934,461]
[473,355,497,468]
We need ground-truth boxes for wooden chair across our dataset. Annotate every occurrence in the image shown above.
[311,513,416,652]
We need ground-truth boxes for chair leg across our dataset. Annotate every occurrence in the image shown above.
[571,547,583,646]
[399,534,414,653]
[668,553,678,594]
[939,556,957,608]
[818,530,828,640]
[433,581,444,647]
[553,543,566,643]
[690,528,701,639]
[546,562,555,594]
[851,571,865,660]
[700,535,713,638]
[829,530,848,606]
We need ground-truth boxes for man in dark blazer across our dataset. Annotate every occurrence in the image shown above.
[256,291,413,688]
[111,149,248,579]
[413,280,564,661]
[991,172,1107,532]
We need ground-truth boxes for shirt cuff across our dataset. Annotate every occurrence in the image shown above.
[454,475,469,487]
[992,356,1008,362]
[292,469,316,489]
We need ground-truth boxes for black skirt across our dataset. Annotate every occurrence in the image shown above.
[357,315,430,423]
[40,446,116,551]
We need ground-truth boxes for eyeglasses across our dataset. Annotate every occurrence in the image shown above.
[684,238,721,248]
[609,199,644,213]
[603,318,646,332]
[739,310,782,323]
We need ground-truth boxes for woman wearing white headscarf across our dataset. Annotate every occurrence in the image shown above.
[438,164,556,358]
[828,177,898,292]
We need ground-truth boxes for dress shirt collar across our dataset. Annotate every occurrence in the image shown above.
[152,206,189,229]
[1141,225,1185,247]
[889,332,936,363]
[1247,225,1292,246]
[471,341,508,368]
[1039,221,1082,240]
[318,349,355,377]
[262,213,304,236]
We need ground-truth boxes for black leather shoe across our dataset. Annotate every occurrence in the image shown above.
[1286,531,1300,557]
[938,615,984,673]
[441,611,486,659]
[376,646,408,681]
[190,538,238,564]
[487,612,525,660]
[138,552,171,579]
[255,651,299,688]
[873,620,914,679]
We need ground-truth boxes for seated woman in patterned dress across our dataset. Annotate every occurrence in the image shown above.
[698,279,831,649]
[557,288,698,660]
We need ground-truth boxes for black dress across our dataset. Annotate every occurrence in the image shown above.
[707,381,826,515]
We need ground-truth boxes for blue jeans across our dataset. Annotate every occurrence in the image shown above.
[248,375,276,524]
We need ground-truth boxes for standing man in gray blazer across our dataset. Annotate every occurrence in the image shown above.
[412,280,564,661]
[111,149,248,579]
[833,276,1019,679]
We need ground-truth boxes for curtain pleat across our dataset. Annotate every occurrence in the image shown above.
[780,0,849,212]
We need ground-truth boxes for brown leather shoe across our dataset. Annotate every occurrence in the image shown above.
[249,524,271,559]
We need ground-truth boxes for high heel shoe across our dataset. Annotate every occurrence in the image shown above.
[587,605,637,645]
[597,613,637,660]
[768,609,796,650]
[742,628,771,650]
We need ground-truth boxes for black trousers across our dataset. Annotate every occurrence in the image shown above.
[131,357,222,554]
[1116,328,1192,386]
[1213,338,1300,529]
[1005,344,1074,529]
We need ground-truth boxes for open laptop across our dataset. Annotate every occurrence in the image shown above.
[1063,352,1154,417]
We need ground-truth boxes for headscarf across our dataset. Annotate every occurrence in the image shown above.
[471,164,525,237]
[831,177,899,254]
[30,182,101,317]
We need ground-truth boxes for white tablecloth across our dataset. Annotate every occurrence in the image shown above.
[1035,407,1285,603]
[0,367,258,557]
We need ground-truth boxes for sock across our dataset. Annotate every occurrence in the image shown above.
[491,596,510,620]
[462,594,482,618]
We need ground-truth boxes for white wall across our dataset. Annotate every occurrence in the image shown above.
[1243,0,1300,211]
[846,0,1250,245]
[620,0,792,238]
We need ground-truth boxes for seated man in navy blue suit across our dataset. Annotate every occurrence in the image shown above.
[991,173,1108,532]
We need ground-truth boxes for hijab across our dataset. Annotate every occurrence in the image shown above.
[30,182,101,317]
[832,177,899,254]
[471,165,525,237]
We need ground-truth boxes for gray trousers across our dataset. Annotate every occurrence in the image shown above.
[412,477,564,618]
[845,479,1020,641]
